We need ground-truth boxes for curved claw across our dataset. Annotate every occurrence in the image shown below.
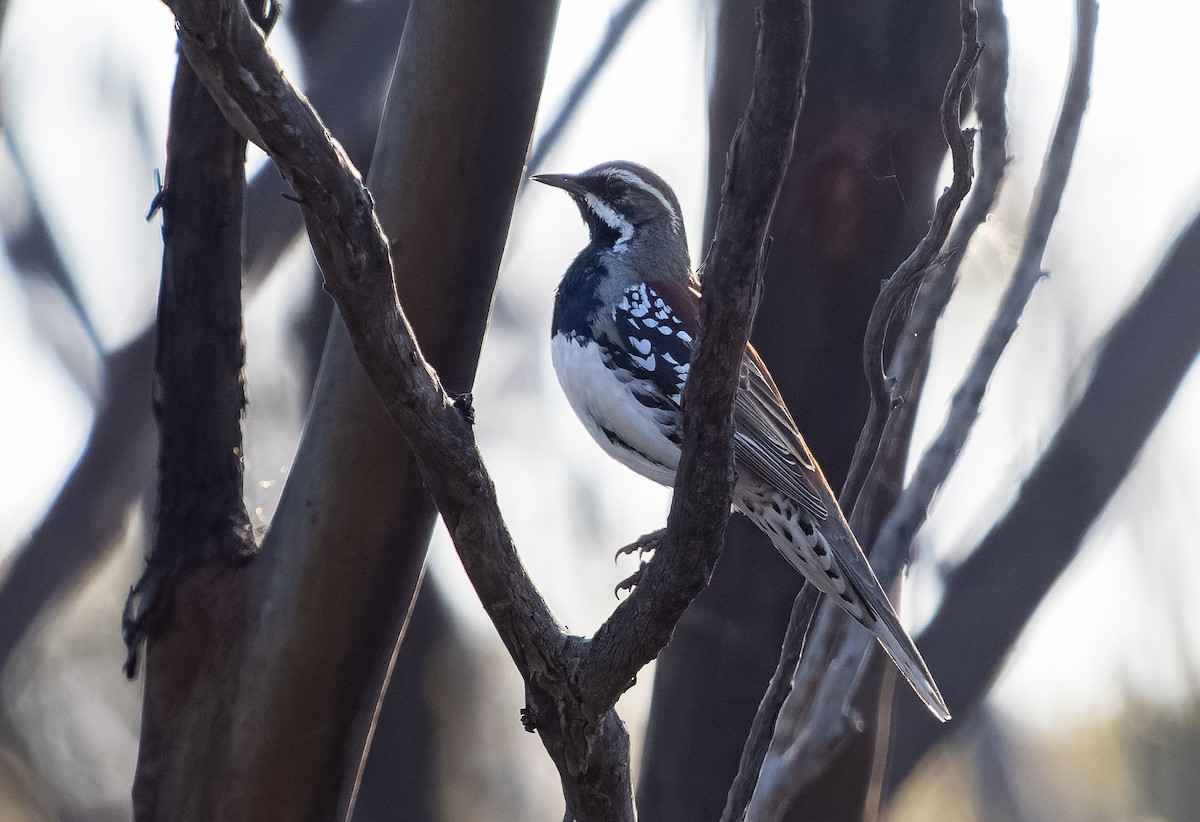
[614,527,667,562]
[614,564,647,598]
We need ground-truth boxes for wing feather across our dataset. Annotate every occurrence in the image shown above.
[732,345,829,520]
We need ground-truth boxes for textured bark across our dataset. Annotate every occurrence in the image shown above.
[127,0,558,818]
[638,2,962,819]
[129,49,255,821]
[159,0,814,815]
[243,0,408,282]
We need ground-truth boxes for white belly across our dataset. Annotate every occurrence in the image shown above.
[551,333,679,487]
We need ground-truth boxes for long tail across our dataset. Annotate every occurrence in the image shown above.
[747,495,950,721]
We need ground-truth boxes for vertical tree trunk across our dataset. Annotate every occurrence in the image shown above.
[637,2,960,818]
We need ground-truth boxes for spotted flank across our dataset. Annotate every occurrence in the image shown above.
[739,486,951,722]
[741,490,874,624]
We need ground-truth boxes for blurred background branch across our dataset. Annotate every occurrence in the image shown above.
[3,0,1200,820]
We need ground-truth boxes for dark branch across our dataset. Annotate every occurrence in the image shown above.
[126,31,260,820]
[749,2,984,813]
[841,0,981,512]
[870,0,1096,588]
[574,0,812,717]
[720,583,820,822]
[122,38,257,678]
[889,0,1012,390]
[160,0,809,815]
[887,178,1200,790]
[753,0,1098,812]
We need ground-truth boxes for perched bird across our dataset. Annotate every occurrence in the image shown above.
[533,160,949,721]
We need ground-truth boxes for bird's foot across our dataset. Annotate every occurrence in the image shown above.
[613,528,665,597]
[614,527,666,562]
[614,564,647,598]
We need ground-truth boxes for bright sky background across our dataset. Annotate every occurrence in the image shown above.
[1,0,1199,756]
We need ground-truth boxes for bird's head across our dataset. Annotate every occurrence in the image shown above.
[533,161,690,279]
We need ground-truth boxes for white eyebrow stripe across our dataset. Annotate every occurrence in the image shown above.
[606,169,681,231]
[583,191,634,251]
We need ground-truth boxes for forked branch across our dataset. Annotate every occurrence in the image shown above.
[158,0,811,817]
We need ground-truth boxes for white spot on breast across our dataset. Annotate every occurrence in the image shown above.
[629,337,651,355]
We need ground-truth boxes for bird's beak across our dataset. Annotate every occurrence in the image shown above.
[530,172,584,195]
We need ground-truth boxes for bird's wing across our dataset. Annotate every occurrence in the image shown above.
[733,345,830,520]
[648,280,830,520]
[600,281,700,444]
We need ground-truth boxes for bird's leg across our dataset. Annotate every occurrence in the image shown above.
[613,527,666,596]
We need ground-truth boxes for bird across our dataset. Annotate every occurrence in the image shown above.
[532,160,950,721]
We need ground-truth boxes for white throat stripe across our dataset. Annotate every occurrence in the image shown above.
[583,191,635,251]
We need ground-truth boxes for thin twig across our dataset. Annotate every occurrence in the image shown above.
[886,191,1200,788]
[720,583,820,822]
[841,0,981,511]
[870,0,1097,586]
[750,1,1098,814]
[527,0,652,173]
[889,0,1011,390]
[852,0,1012,574]
[748,1,982,814]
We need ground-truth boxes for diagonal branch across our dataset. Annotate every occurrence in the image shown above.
[841,0,981,514]
[162,0,811,817]
[574,0,812,720]
[719,582,820,822]
[870,0,1097,588]
[885,194,1200,789]
[751,1,1098,814]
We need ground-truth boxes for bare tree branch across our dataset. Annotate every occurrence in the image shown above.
[841,0,981,515]
[719,583,820,822]
[637,3,970,815]
[0,0,406,683]
[121,34,260,674]
[574,0,813,718]
[870,0,1096,588]
[884,192,1200,795]
[131,1,555,818]
[243,0,408,282]
[124,33,257,822]
[160,0,811,816]
[748,2,981,815]
[889,0,1012,391]
[752,1,1097,814]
